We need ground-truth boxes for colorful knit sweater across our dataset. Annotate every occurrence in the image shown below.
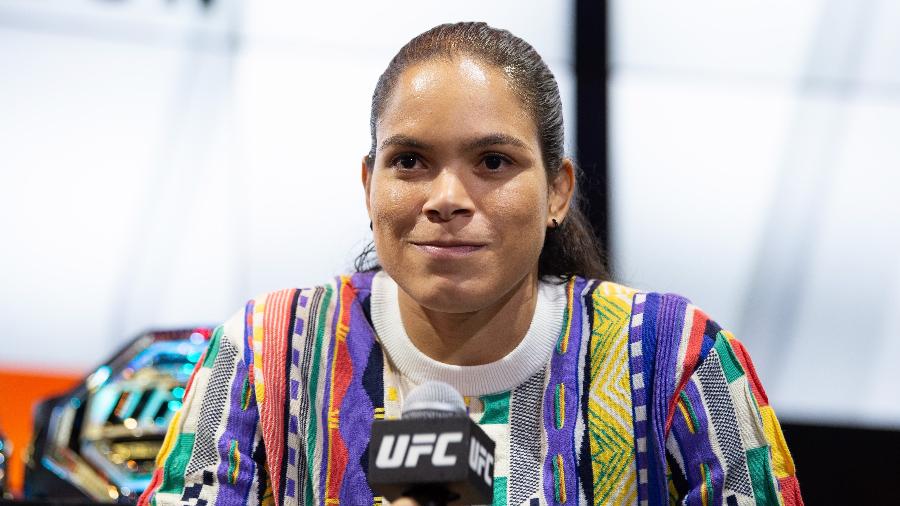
[140,271,803,505]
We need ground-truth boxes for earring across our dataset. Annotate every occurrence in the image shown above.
[369,221,373,231]
[551,218,559,228]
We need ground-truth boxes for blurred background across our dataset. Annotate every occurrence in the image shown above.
[0,0,898,502]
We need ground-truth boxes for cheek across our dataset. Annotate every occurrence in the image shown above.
[370,176,421,231]
[488,176,547,235]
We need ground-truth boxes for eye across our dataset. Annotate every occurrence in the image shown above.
[390,153,421,171]
[482,154,511,172]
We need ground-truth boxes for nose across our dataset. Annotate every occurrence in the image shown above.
[423,169,475,222]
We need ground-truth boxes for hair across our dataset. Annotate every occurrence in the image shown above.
[355,21,610,282]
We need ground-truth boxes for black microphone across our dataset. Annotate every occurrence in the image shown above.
[368,381,495,505]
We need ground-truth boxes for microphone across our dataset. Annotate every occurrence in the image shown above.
[368,381,495,505]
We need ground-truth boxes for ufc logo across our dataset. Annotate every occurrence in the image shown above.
[468,438,493,486]
[375,432,464,469]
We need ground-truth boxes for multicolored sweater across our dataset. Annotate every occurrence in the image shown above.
[140,271,803,505]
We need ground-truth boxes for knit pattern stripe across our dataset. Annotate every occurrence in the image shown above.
[508,369,546,505]
[305,284,336,504]
[285,286,320,503]
[542,277,586,504]
[322,277,354,503]
[337,276,381,504]
[258,288,297,506]
[586,281,639,504]
[138,274,804,506]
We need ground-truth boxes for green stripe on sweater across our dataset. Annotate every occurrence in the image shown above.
[679,390,702,432]
[157,433,195,495]
[713,332,744,383]
[491,476,507,506]
[479,391,510,425]
[305,285,333,505]
[746,446,780,505]
[201,326,224,369]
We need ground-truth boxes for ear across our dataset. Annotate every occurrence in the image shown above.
[547,158,576,226]
[361,155,373,220]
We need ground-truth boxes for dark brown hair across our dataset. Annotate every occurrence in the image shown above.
[356,22,610,281]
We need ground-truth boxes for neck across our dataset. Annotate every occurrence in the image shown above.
[396,271,540,366]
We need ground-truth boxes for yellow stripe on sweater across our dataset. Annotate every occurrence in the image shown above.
[155,410,182,467]
[252,300,267,404]
[557,278,576,354]
[677,399,696,434]
[761,405,797,479]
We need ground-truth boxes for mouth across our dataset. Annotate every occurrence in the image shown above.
[410,241,486,258]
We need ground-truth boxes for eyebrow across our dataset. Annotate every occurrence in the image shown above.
[379,134,433,151]
[462,133,529,152]
[378,133,530,152]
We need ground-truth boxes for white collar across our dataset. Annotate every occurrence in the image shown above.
[370,270,567,396]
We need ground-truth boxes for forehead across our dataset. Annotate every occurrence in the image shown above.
[376,56,537,147]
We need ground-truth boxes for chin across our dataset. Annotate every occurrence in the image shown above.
[405,272,496,314]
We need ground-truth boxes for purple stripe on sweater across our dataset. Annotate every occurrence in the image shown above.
[652,295,687,438]
[338,287,378,504]
[628,294,649,504]
[214,340,258,505]
[286,477,295,498]
[350,271,376,302]
[650,294,688,502]
[543,277,587,503]
[295,317,305,337]
[682,379,709,434]
[675,378,724,505]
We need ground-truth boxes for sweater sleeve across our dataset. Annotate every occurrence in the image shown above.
[664,328,803,506]
[138,305,273,506]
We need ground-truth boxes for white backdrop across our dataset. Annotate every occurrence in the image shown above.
[610,0,900,427]
[3,0,899,428]
[0,0,575,370]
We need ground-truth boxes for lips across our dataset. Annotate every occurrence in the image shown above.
[411,240,486,258]
[413,241,486,248]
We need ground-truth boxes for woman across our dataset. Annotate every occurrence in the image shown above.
[140,22,802,505]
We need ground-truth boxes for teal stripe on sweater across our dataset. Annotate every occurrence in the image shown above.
[304,284,333,505]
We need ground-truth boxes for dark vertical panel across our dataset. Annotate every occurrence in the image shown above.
[575,0,611,274]
[781,422,900,504]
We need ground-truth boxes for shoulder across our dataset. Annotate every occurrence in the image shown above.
[634,292,801,504]
[631,290,750,396]
[212,273,375,410]
[581,279,760,404]
[220,272,376,361]
[223,273,373,338]
[614,286,774,437]
[571,277,642,314]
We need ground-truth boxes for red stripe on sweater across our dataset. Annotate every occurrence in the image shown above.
[138,467,163,505]
[729,337,769,407]
[779,476,805,506]
[181,350,205,401]
[260,288,297,506]
[325,277,356,502]
[666,307,708,432]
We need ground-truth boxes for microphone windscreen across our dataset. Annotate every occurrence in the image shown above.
[402,380,467,419]
[369,380,495,503]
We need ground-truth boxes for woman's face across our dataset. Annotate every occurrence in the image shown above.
[362,56,572,313]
